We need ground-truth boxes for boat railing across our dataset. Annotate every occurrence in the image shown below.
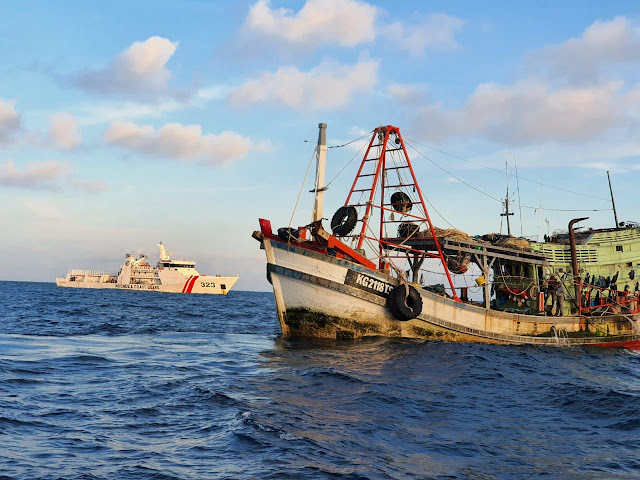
[68,269,111,276]
[580,283,639,315]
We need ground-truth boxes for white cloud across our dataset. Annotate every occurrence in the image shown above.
[0,159,107,192]
[0,159,69,190]
[73,37,179,98]
[73,84,229,126]
[398,16,640,146]
[103,121,254,165]
[388,83,427,105]
[49,112,82,150]
[531,17,640,83]
[228,59,379,110]
[0,99,22,144]
[412,80,634,145]
[23,200,70,221]
[72,178,109,193]
[242,0,377,49]
[240,1,464,56]
[383,14,464,56]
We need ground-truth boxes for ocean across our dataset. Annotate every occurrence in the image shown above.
[1,281,639,479]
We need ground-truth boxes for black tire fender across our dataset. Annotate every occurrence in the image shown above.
[277,227,299,242]
[331,206,358,237]
[387,284,423,321]
[390,191,412,213]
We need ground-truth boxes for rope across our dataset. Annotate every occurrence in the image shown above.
[325,137,369,189]
[406,138,612,203]
[327,130,373,149]
[287,148,317,239]
[405,142,612,213]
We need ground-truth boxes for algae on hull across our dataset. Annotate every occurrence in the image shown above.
[284,307,395,339]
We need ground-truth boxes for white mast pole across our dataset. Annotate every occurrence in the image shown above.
[312,123,328,223]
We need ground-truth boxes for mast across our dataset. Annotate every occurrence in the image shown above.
[501,158,513,236]
[501,192,513,236]
[606,171,619,228]
[341,125,461,302]
[312,123,328,223]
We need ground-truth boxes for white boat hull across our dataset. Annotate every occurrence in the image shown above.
[56,275,238,295]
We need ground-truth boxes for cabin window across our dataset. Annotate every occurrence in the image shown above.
[616,245,623,252]
[221,284,227,289]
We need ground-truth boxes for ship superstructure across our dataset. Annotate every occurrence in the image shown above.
[57,242,238,295]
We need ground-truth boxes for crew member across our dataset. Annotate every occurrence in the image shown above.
[556,281,565,317]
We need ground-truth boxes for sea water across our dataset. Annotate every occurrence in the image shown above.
[1,281,639,479]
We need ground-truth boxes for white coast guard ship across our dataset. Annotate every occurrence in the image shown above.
[56,242,238,295]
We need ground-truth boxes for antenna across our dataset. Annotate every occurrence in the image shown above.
[606,171,619,228]
[513,149,523,237]
[501,157,514,236]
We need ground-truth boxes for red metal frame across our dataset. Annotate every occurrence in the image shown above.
[342,126,461,301]
[258,218,377,270]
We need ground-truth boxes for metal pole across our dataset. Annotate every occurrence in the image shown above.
[501,194,514,236]
[569,217,588,314]
[482,249,490,309]
[312,123,328,223]
[607,171,619,228]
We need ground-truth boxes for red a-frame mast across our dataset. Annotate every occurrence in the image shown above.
[343,125,460,302]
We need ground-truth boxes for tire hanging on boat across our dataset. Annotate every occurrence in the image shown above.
[390,191,412,213]
[277,227,299,242]
[387,283,423,321]
[331,206,358,237]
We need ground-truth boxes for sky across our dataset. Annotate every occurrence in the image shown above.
[1,0,640,291]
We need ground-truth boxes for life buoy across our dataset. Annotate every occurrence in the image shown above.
[387,284,423,321]
[331,206,358,236]
[277,227,299,242]
[390,191,412,213]
[528,285,540,300]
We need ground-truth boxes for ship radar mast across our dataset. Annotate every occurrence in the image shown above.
[157,242,171,262]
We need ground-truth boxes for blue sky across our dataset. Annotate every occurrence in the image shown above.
[2,0,640,290]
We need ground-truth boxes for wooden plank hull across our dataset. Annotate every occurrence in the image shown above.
[264,237,640,350]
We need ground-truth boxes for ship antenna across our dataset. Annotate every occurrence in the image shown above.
[501,156,514,236]
[312,123,328,223]
[606,171,619,228]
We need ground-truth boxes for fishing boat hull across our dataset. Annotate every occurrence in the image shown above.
[263,234,640,349]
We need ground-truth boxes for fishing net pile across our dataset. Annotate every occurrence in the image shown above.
[416,227,478,244]
[481,233,531,251]
[412,228,532,252]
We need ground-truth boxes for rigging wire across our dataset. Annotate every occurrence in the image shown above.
[287,148,317,233]
[324,136,369,189]
[390,147,457,229]
[405,142,612,213]
[405,138,612,203]
[327,130,373,149]
[513,149,524,237]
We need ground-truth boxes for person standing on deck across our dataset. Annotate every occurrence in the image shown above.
[547,275,558,316]
[556,280,566,317]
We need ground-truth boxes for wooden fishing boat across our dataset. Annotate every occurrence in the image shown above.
[253,124,640,349]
